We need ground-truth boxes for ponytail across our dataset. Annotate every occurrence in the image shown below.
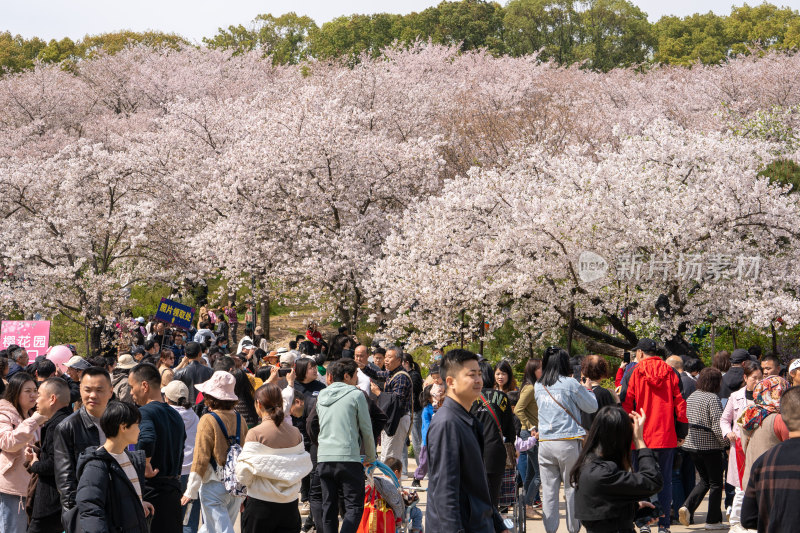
[254,383,284,425]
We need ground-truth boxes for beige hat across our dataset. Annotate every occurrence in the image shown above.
[195,371,238,402]
[279,350,296,366]
[162,380,189,404]
[65,355,91,370]
[117,353,137,370]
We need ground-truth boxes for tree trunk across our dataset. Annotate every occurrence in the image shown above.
[260,294,270,340]
[731,327,738,350]
[566,303,575,356]
[460,310,465,348]
[771,322,778,355]
[89,321,104,357]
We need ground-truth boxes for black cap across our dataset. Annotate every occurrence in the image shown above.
[131,346,146,356]
[634,338,658,354]
[731,349,749,365]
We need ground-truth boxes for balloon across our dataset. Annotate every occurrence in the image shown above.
[47,345,73,372]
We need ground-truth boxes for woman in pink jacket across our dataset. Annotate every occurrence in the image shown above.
[719,360,761,528]
[0,373,49,533]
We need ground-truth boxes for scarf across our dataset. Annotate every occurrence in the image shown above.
[738,376,788,431]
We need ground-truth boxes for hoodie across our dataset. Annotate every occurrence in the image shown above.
[316,382,376,464]
[622,356,688,448]
[169,405,199,476]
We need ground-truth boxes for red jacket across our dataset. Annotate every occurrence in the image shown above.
[621,356,688,449]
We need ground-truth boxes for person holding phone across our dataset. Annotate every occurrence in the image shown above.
[572,406,663,532]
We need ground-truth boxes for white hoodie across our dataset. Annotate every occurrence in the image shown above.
[235,441,312,503]
[170,405,199,476]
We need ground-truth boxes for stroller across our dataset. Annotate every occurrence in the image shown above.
[360,461,425,533]
[499,466,526,533]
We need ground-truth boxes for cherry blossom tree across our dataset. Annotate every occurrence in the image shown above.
[370,121,800,355]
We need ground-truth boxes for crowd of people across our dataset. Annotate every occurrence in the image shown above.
[0,313,798,533]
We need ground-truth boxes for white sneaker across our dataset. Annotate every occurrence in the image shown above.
[678,506,691,527]
[729,524,748,533]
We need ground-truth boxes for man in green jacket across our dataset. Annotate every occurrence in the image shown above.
[316,359,377,533]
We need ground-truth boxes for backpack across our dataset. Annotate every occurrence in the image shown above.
[208,411,247,497]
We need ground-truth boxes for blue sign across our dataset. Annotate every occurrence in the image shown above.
[155,298,195,330]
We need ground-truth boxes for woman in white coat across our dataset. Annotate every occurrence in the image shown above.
[719,360,761,528]
[235,383,312,533]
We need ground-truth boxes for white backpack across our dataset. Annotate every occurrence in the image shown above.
[208,412,247,496]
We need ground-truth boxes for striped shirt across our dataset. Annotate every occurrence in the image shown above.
[108,450,142,501]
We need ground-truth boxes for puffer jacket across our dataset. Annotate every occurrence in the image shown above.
[0,399,46,496]
[621,356,688,448]
[76,446,149,533]
[235,440,312,503]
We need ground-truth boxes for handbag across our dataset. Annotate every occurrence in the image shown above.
[357,484,397,533]
[479,393,516,469]
[542,385,585,443]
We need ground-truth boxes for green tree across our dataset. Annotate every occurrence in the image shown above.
[308,13,407,61]
[578,0,654,70]
[504,0,581,63]
[37,37,79,64]
[417,0,506,54]
[0,32,47,72]
[204,12,317,65]
[653,12,729,65]
[77,31,189,57]
[725,3,800,54]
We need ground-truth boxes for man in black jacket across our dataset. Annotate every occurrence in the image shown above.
[174,341,213,404]
[720,349,749,399]
[426,349,509,533]
[28,378,73,533]
[128,363,185,533]
[54,367,113,533]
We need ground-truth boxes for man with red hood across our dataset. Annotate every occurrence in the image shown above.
[622,338,688,533]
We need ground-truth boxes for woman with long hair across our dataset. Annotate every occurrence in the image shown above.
[720,360,761,529]
[535,347,598,533]
[232,369,259,428]
[514,357,542,517]
[235,384,312,533]
[0,372,49,533]
[494,360,518,393]
[572,406,662,532]
[678,368,728,528]
[157,348,176,386]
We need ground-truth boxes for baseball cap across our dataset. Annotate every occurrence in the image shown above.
[634,338,657,353]
[731,349,750,365]
[65,356,91,371]
[162,380,189,404]
[788,359,800,374]
[280,351,297,366]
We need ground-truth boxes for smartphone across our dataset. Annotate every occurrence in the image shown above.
[623,351,631,364]
[278,368,292,377]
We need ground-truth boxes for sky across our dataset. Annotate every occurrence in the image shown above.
[4,0,800,43]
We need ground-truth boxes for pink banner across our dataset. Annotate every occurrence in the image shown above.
[0,321,51,357]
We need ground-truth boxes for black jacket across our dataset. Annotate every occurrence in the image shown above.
[29,405,74,518]
[174,360,214,405]
[680,372,697,400]
[62,375,81,405]
[470,389,515,474]
[719,366,744,399]
[426,397,505,533]
[574,448,663,533]
[409,368,424,413]
[76,446,149,533]
[54,407,102,525]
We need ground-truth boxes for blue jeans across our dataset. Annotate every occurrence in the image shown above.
[634,448,675,529]
[0,492,26,533]
[409,505,423,532]
[181,474,201,533]
[198,480,243,533]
